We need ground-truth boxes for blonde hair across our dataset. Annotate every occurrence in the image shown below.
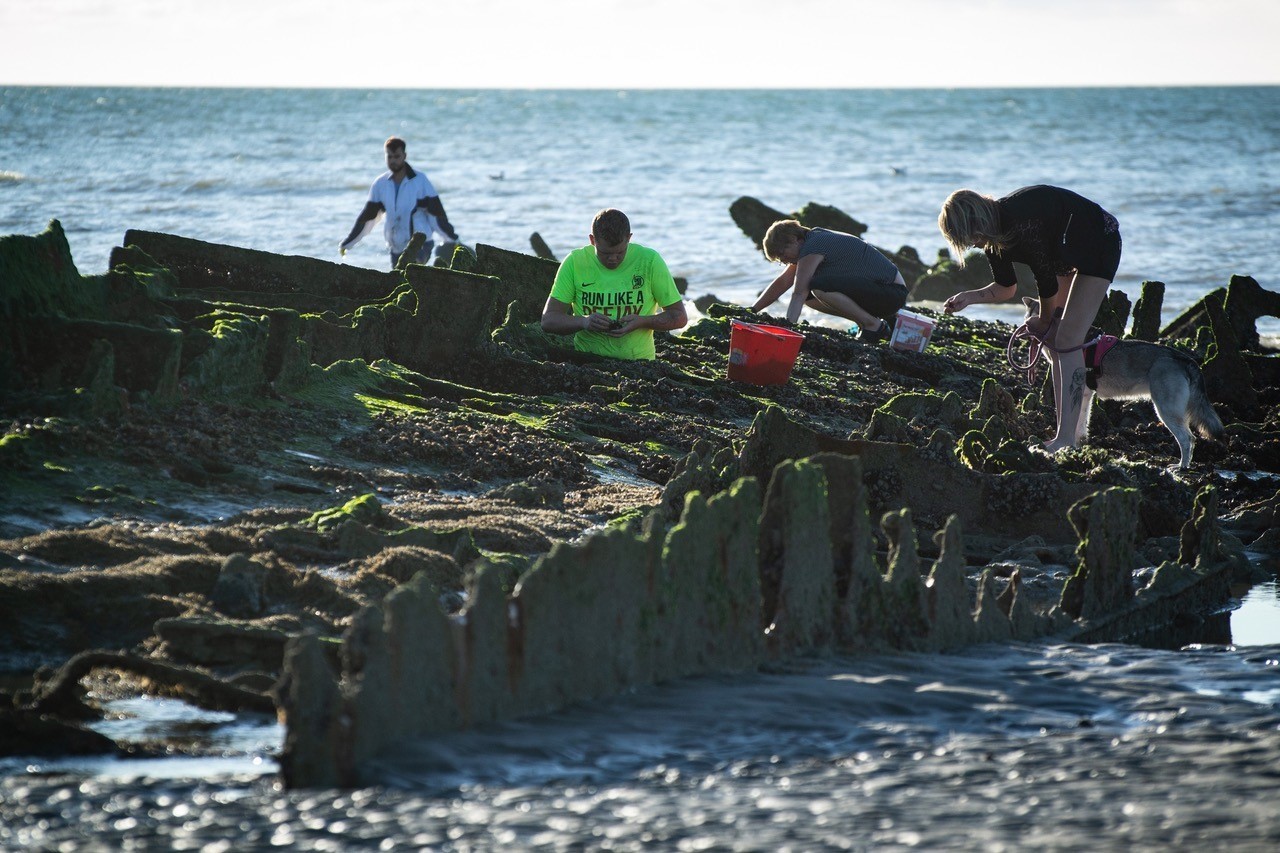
[938,189,1007,265]
[762,219,811,262]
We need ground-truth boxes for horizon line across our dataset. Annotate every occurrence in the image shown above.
[3,81,1279,91]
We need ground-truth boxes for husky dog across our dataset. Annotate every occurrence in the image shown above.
[1021,298,1224,469]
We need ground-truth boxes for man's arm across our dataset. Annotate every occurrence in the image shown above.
[415,196,459,241]
[541,296,615,335]
[611,300,688,336]
[341,201,383,251]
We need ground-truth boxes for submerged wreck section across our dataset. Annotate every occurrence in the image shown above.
[278,442,1243,788]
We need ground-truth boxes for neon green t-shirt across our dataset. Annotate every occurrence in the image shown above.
[549,243,682,360]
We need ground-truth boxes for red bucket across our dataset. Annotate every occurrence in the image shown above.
[727,320,805,385]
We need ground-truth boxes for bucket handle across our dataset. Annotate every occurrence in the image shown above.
[732,320,802,341]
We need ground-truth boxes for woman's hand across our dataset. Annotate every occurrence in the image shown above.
[942,290,976,314]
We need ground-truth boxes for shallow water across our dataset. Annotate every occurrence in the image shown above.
[3,641,1278,850]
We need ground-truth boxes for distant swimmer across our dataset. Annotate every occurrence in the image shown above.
[540,208,687,361]
[751,220,907,344]
[489,171,505,181]
[340,137,460,267]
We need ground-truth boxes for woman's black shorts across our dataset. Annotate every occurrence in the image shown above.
[807,273,908,320]
[1063,211,1122,282]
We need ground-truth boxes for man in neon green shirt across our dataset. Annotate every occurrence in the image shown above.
[541,209,687,360]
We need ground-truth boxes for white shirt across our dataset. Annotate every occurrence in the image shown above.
[346,165,451,254]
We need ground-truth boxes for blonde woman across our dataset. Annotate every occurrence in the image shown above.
[752,220,908,343]
[938,185,1122,453]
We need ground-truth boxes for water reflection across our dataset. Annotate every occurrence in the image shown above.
[1232,580,1280,647]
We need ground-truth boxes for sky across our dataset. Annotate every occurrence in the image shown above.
[2,0,1277,88]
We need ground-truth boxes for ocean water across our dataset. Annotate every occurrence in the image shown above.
[1,86,1278,333]
[2,87,1280,848]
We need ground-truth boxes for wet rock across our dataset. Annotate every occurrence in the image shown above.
[760,459,836,653]
[1221,274,1280,350]
[876,390,966,432]
[925,516,978,650]
[529,232,557,260]
[880,509,930,649]
[473,243,559,326]
[459,562,512,726]
[154,616,292,669]
[1162,274,1280,352]
[909,251,991,301]
[693,293,728,313]
[276,632,346,789]
[659,438,739,518]
[27,649,274,718]
[0,554,222,671]
[1060,487,1140,620]
[1093,289,1131,338]
[1129,280,1164,341]
[364,545,463,588]
[1225,490,1280,546]
[909,251,1036,303]
[1200,291,1258,409]
[727,197,924,284]
[972,570,1014,643]
[394,233,428,270]
[0,707,120,758]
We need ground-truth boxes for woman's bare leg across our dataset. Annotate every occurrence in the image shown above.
[807,289,879,328]
[1039,279,1071,445]
[1044,273,1111,452]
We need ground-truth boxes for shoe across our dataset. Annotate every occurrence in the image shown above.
[856,319,892,344]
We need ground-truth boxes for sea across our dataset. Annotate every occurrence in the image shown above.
[1,87,1279,849]
[1,86,1278,333]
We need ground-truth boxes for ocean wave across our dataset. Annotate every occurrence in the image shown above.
[180,179,226,194]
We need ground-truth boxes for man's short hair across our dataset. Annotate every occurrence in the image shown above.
[384,136,407,153]
[591,209,631,245]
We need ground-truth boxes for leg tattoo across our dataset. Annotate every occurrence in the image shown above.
[1068,368,1086,417]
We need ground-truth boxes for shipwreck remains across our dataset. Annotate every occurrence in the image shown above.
[2,206,1278,787]
[277,440,1240,787]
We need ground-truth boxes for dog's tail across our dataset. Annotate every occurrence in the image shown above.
[1188,369,1225,439]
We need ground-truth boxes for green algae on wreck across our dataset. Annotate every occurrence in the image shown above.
[3,215,1278,781]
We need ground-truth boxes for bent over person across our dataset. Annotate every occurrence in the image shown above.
[541,209,687,361]
[753,220,907,343]
[340,136,460,267]
[938,184,1122,453]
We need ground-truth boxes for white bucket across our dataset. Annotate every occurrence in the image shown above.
[890,310,935,353]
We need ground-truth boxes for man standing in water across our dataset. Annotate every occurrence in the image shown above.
[339,137,460,267]
[541,208,687,361]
